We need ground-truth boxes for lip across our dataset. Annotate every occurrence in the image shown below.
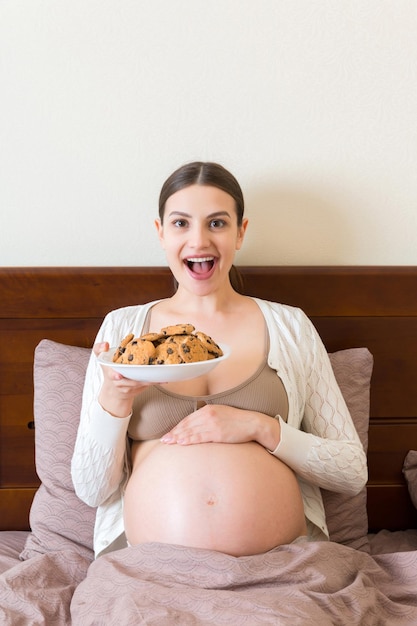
[183,256,218,280]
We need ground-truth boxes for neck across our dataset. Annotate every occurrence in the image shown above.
[170,283,241,316]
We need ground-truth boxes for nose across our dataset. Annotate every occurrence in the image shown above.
[189,224,209,248]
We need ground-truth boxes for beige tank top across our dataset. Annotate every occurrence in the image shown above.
[128,313,289,441]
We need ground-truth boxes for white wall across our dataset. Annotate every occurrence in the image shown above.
[1,0,416,266]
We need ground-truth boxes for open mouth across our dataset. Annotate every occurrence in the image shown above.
[185,256,215,275]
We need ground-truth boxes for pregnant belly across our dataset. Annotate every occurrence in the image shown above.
[124,441,307,556]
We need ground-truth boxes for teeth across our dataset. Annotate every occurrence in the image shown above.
[186,257,214,262]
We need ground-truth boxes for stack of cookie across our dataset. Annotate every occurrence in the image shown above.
[112,324,223,365]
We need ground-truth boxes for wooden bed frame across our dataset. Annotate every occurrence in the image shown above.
[1,266,417,533]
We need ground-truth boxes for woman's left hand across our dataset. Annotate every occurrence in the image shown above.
[160,404,280,449]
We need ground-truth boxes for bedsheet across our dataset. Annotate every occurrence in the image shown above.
[0,532,28,576]
[1,539,416,626]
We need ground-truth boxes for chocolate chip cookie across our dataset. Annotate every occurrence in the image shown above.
[112,325,223,365]
[194,331,223,358]
[118,338,156,365]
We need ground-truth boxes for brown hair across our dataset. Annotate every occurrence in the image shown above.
[158,162,245,293]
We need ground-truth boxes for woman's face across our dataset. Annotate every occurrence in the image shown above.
[155,184,248,294]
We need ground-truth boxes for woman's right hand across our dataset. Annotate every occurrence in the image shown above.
[95,342,152,418]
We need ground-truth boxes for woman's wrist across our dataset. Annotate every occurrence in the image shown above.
[256,414,281,451]
[98,388,133,419]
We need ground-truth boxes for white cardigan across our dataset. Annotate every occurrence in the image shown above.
[71,298,367,557]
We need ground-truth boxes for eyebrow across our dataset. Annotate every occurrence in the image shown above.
[167,210,232,219]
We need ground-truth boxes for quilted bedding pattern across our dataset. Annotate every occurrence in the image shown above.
[2,540,417,625]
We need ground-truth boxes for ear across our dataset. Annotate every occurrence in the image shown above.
[154,219,165,248]
[235,218,249,251]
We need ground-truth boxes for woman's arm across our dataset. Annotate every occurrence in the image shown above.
[271,310,367,495]
[71,327,131,507]
[71,306,150,507]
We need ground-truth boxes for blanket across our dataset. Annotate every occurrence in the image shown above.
[1,541,417,625]
[0,549,90,626]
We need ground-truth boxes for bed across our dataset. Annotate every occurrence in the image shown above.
[1,266,417,625]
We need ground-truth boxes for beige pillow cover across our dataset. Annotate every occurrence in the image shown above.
[324,348,373,552]
[20,341,94,561]
[21,340,372,560]
[403,450,417,510]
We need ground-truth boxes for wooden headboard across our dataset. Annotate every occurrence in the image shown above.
[1,266,417,532]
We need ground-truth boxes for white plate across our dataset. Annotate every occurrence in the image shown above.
[97,343,231,382]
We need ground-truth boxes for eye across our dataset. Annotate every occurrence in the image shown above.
[172,219,188,228]
[209,219,226,229]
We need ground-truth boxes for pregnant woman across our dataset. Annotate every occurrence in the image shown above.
[71,161,367,558]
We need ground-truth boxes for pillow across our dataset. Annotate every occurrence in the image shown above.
[21,340,372,560]
[20,340,95,561]
[403,450,417,510]
[322,347,373,552]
